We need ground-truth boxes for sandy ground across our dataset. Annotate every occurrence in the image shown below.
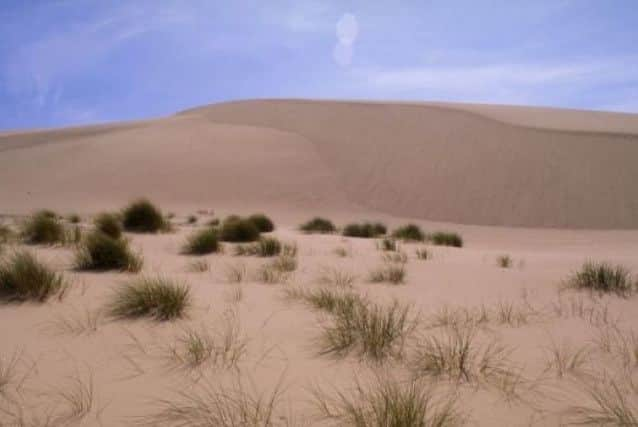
[1,100,638,426]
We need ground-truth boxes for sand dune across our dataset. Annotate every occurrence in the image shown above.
[2,99,638,228]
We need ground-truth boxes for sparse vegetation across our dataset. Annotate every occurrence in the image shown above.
[20,210,65,244]
[416,248,431,260]
[74,231,143,272]
[565,376,638,426]
[220,217,260,243]
[313,375,463,427]
[182,228,220,255]
[300,217,336,234]
[565,261,636,296]
[67,214,81,224]
[543,340,590,378]
[248,213,275,233]
[122,199,166,233]
[286,286,366,316]
[187,215,197,225]
[321,300,415,361]
[497,255,512,269]
[334,246,350,257]
[342,222,387,238]
[0,250,67,303]
[94,212,122,239]
[378,237,397,252]
[108,276,190,321]
[224,262,247,284]
[369,261,406,285]
[234,237,281,257]
[0,224,13,243]
[187,260,210,273]
[392,224,426,242]
[430,232,463,248]
[317,267,356,288]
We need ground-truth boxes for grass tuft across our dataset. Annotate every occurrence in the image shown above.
[122,199,166,233]
[0,251,67,303]
[74,231,143,272]
[224,263,247,284]
[220,217,260,243]
[248,213,275,233]
[234,237,281,257]
[317,267,356,288]
[430,232,463,248]
[565,261,636,296]
[342,222,387,238]
[187,260,210,273]
[94,212,122,239]
[182,228,220,255]
[300,217,336,234]
[377,237,397,252]
[369,261,407,285]
[497,255,512,269]
[20,210,65,244]
[415,248,431,260]
[392,224,426,242]
[108,276,190,321]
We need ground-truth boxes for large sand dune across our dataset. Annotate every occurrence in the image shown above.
[2,99,638,228]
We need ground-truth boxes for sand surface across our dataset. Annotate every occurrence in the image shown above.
[1,100,638,426]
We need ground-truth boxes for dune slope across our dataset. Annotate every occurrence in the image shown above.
[2,99,638,228]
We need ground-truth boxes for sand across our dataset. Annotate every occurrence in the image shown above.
[1,100,638,426]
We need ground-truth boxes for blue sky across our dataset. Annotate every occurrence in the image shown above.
[1,0,637,129]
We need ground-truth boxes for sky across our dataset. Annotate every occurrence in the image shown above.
[1,0,637,130]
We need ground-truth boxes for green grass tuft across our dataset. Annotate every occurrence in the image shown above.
[20,211,65,244]
[234,237,281,257]
[108,276,190,321]
[566,261,636,296]
[392,224,425,242]
[300,217,336,234]
[94,212,122,239]
[182,228,220,256]
[342,222,387,238]
[248,213,275,233]
[220,217,260,242]
[430,231,463,248]
[74,231,143,272]
[0,251,67,303]
[122,199,166,233]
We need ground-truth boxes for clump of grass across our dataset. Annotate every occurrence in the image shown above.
[74,231,143,272]
[300,217,336,234]
[108,276,190,321]
[342,222,387,238]
[182,228,220,255]
[270,254,297,273]
[377,237,397,252]
[409,323,514,385]
[430,232,463,248]
[317,267,356,288]
[287,286,366,315]
[415,248,431,260]
[0,251,67,303]
[220,217,260,243]
[186,215,197,225]
[565,376,638,426]
[565,261,636,296]
[497,255,512,269]
[94,212,122,239]
[248,213,275,233]
[369,261,406,285]
[187,260,210,273]
[543,340,590,378]
[122,199,166,233]
[20,210,65,244]
[313,375,463,427]
[224,262,247,283]
[392,224,425,242]
[67,214,81,224]
[321,300,415,361]
[382,252,408,264]
[234,237,281,257]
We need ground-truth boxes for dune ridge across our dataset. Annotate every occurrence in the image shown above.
[1,99,638,228]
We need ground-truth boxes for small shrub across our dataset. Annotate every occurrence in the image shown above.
[182,229,220,255]
[122,199,166,233]
[186,215,198,225]
[300,217,336,234]
[108,276,190,321]
[235,237,282,257]
[342,222,387,238]
[220,218,260,243]
[369,263,406,285]
[0,251,66,302]
[248,213,274,233]
[416,248,430,260]
[74,231,143,272]
[378,238,397,252]
[497,255,512,269]
[67,214,81,224]
[566,261,636,296]
[94,213,122,239]
[392,224,425,242]
[20,211,65,244]
[430,231,463,248]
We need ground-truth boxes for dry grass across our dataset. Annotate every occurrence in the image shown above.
[377,237,398,252]
[415,247,431,260]
[368,261,406,285]
[74,231,143,272]
[284,285,366,316]
[543,339,590,378]
[136,374,285,427]
[313,374,463,427]
[52,372,95,425]
[224,262,247,284]
[565,261,636,297]
[551,295,618,328]
[187,260,210,273]
[20,211,66,245]
[48,307,103,336]
[497,255,512,269]
[108,276,191,321]
[316,267,356,288]
[234,237,282,257]
[333,246,350,258]
[0,250,68,303]
[565,375,638,426]
[594,325,638,369]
